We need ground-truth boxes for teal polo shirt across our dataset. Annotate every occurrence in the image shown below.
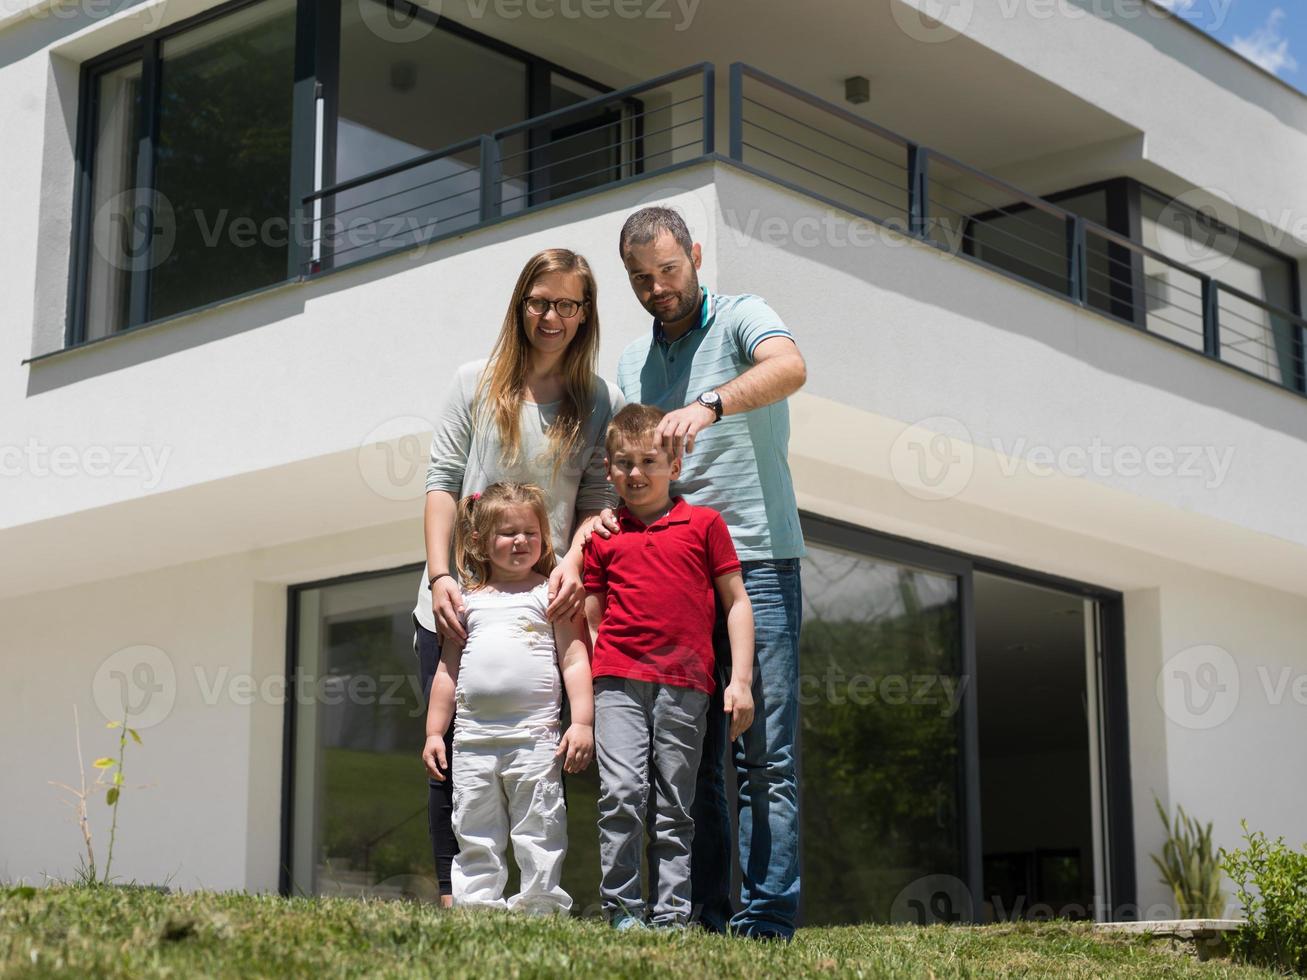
[616,287,806,561]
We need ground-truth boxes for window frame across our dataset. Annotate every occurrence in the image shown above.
[68,0,294,347]
[962,177,1302,340]
[67,0,624,348]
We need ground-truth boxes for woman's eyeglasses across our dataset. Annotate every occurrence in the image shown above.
[524,296,585,319]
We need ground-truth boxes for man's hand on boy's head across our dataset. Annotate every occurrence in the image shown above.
[556,722,594,773]
[724,679,755,741]
[654,401,716,456]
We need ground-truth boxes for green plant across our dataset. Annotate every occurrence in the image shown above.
[1151,797,1224,918]
[1222,820,1307,975]
[49,706,143,886]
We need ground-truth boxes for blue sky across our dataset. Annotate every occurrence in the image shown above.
[1159,0,1305,91]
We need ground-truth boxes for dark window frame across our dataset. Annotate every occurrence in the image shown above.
[67,0,626,347]
[799,512,1136,922]
[67,0,300,346]
[280,560,425,897]
[962,177,1301,339]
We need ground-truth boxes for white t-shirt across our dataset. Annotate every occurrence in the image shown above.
[413,359,623,633]
[453,580,561,744]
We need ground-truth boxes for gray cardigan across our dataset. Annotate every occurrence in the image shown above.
[413,358,623,631]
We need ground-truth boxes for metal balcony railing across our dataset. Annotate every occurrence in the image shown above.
[299,60,1305,398]
[728,62,1307,396]
[301,63,713,274]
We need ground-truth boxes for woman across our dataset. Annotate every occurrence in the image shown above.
[413,248,621,906]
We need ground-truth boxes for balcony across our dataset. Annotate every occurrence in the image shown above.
[294,61,1305,398]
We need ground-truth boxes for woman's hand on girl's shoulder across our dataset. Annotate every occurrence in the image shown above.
[545,559,585,623]
[432,576,468,642]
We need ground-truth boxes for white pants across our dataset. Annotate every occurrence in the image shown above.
[451,734,571,913]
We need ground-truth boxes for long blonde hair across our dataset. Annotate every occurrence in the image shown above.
[475,248,600,469]
[454,482,557,590]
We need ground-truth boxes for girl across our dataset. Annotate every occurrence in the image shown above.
[412,248,621,905]
[421,482,594,913]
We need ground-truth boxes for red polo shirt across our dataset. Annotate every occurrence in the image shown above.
[582,497,741,694]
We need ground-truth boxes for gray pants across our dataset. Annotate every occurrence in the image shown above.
[594,677,709,926]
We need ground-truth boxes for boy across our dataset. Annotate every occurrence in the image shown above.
[583,403,756,929]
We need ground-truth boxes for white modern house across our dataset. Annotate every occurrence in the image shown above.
[3,0,1306,926]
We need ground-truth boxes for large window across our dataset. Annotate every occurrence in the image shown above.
[798,542,967,925]
[964,179,1303,390]
[1139,188,1300,386]
[74,0,297,342]
[287,567,434,899]
[70,0,621,340]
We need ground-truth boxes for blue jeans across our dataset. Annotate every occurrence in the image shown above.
[691,558,802,938]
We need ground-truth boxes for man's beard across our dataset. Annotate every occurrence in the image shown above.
[647,273,700,324]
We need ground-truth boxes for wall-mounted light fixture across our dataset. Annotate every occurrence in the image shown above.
[844,75,870,105]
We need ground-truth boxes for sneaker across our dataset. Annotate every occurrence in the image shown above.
[612,914,648,932]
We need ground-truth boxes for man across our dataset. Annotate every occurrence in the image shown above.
[613,205,807,940]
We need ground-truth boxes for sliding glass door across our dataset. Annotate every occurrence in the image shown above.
[798,539,973,925]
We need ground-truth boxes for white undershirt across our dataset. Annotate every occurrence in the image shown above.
[453,581,561,743]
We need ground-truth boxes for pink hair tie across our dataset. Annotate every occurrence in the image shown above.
[469,492,481,502]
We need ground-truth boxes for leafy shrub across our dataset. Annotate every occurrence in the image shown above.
[1151,798,1224,918]
[1221,820,1307,975]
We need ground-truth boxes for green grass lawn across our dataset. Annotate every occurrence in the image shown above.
[0,886,1276,979]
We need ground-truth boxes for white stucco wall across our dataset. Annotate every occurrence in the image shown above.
[892,0,1307,254]
[3,0,1306,914]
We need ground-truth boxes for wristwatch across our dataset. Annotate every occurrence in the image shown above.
[696,390,723,422]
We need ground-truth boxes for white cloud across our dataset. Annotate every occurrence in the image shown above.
[1231,8,1299,76]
